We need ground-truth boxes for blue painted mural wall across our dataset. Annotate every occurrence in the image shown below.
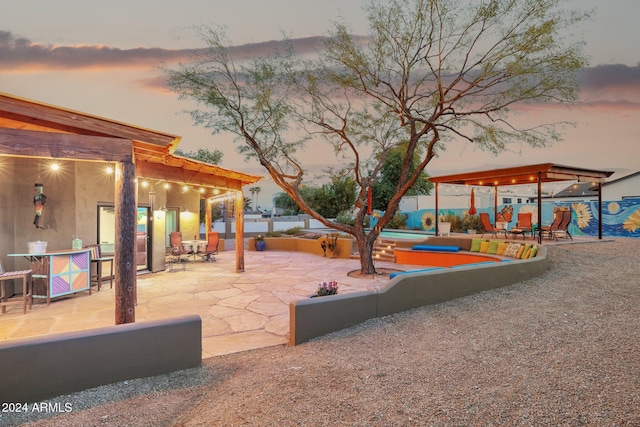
[397,198,640,238]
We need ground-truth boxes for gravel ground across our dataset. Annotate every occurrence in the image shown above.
[4,239,640,426]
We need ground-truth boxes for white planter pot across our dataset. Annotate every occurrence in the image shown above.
[439,222,451,236]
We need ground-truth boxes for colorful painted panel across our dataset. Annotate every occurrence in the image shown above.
[48,250,90,298]
[51,275,71,295]
[71,271,89,291]
[51,255,71,275]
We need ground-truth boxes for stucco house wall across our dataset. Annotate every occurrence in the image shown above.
[1,157,202,280]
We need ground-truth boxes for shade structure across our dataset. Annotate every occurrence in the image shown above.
[429,163,614,242]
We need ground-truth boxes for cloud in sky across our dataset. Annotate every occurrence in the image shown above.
[3,30,639,107]
[0,30,335,73]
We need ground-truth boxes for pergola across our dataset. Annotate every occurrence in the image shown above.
[429,163,615,242]
[0,92,261,324]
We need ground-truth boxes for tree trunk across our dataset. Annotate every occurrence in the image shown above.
[357,238,376,275]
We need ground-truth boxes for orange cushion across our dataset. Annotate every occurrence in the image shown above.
[479,242,490,253]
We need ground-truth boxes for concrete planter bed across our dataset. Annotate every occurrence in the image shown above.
[248,236,353,259]
[290,237,548,345]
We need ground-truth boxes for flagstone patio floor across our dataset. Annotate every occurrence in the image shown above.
[0,250,404,359]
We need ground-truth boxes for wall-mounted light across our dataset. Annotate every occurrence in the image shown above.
[148,191,156,212]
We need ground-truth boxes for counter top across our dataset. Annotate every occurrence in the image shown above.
[8,248,91,257]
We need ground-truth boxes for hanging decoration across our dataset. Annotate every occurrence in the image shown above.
[33,182,47,229]
[468,188,477,215]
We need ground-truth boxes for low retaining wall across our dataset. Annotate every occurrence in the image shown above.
[248,236,353,259]
[290,246,547,345]
[0,315,202,403]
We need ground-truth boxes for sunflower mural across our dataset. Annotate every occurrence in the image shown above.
[421,211,436,231]
[607,202,620,214]
[572,202,592,229]
[622,208,640,233]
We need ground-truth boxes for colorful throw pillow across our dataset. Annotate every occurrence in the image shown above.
[520,243,532,259]
[479,241,490,253]
[529,246,539,258]
[516,244,526,259]
[523,248,532,259]
[496,242,509,255]
[470,238,485,252]
[487,241,499,255]
[503,243,521,258]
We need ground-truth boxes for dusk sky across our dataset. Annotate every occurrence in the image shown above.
[2,0,639,207]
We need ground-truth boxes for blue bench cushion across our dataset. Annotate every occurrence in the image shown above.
[411,245,460,252]
[389,267,445,279]
[450,261,497,268]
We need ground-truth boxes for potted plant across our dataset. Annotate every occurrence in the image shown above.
[254,234,265,251]
[462,213,482,234]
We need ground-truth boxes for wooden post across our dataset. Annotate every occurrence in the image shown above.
[435,183,439,236]
[205,196,212,237]
[114,161,136,324]
[235,190,245,273]
[537,172,542,244]
[598,182,603,240]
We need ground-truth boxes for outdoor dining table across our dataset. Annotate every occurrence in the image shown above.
[181,240,206,261]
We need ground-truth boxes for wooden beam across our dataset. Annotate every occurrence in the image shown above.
[136,160,243,191]
[235,190,245,273]
[0,128,133,162]
[0,94,180,147]
[114,160,137,324]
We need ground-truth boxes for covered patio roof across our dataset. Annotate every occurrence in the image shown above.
[429,163,615,242]
[0,92,261,325]
[429,163,614,187]
[0,92,261,191]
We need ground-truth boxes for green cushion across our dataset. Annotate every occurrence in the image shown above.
[486,241,499,255]
[521,243,532,259]
[530,246,539,258]
[470,238,485,252]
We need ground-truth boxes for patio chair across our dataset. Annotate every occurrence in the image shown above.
[169,232,190,264]
[509,212,533,239]
[199,231,219,262]
[552,210,573,240]
[0,259,32,315]
[479,212,507,238]
[541,210,565,241]
[87,244,113,291]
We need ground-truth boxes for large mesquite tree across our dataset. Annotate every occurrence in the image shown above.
[167,0,588,274]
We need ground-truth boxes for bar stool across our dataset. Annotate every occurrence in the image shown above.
[0,260,33,315]
[87,245,114,291]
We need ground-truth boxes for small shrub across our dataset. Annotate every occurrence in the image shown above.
[284,226,302,235]
[316,280,338,296]
[387,213,408,229]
